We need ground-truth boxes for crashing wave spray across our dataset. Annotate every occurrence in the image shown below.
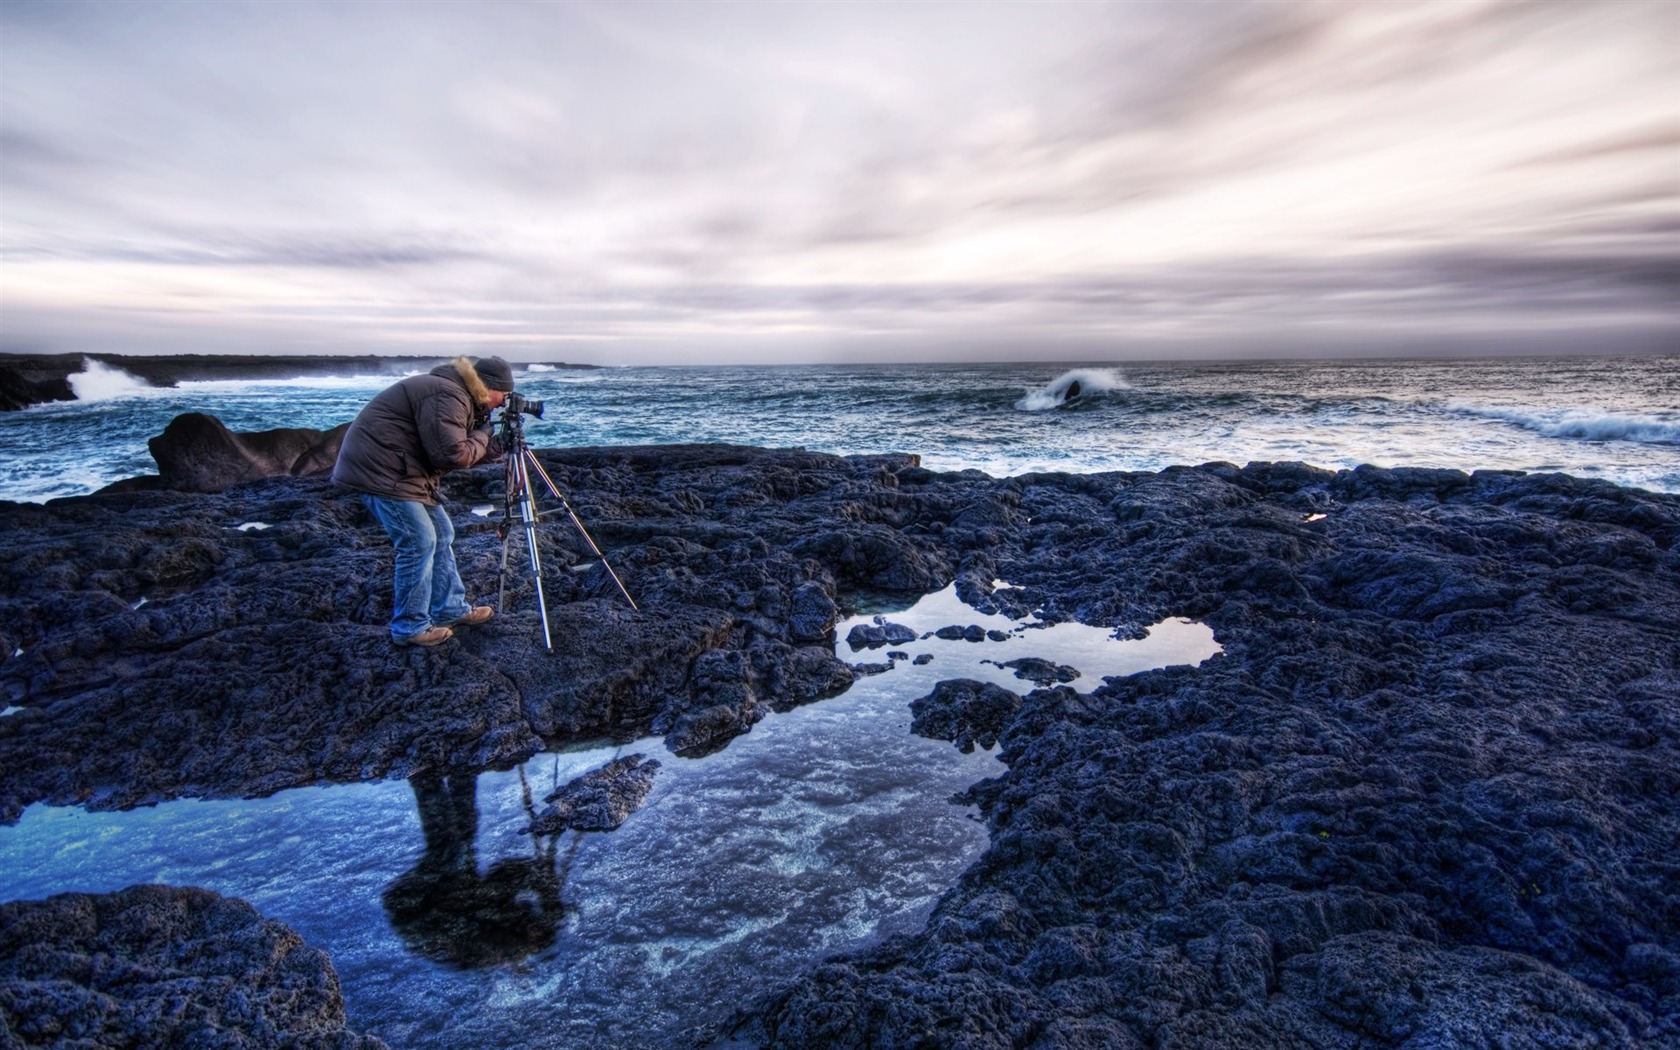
[1015,369,1130,412]
[1452,404,1680,446]
[68,358,153,401]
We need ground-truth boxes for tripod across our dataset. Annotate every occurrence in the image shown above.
[497,401,637,652]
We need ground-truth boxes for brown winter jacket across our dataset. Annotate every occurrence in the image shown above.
[331,357,505,505]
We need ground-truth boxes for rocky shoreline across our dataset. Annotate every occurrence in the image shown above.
[2,442,1676,1047]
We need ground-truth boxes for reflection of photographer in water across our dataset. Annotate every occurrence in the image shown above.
[332,356,515,648]
[382,772,564,969]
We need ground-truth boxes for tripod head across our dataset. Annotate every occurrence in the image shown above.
[497,392,545,448]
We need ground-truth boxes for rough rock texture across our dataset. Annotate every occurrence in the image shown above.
[909,679,1024,755]
[3,443,1678,1048]
[0,443,898,820]
[729,462,1680,1049]
[0,884,385,1048]
[524,753,662,834]
[141,412,352,492]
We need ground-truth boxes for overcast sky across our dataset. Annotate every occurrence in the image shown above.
[2,0,1675,365]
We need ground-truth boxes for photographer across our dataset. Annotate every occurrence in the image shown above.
[333,356,515,647]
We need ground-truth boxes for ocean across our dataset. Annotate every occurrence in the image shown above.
[2,354,1677,502]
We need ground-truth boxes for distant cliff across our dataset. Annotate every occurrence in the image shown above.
[0,352,598,411]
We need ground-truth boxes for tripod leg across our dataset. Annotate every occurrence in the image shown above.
[514,452,554,652]
[523,449,639,611]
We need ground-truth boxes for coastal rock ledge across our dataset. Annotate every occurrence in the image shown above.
[0,884,384,1048]
[1,444,1677,1048]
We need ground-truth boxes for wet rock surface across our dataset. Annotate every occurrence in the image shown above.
[3,444,1678,1047]
[0,883,385,1048]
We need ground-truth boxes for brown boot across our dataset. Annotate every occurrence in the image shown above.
[445,606,494,628]
[394,626,454,647]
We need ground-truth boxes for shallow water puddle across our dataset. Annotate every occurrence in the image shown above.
[0,586,1219,1048]
[837,583,1222,694]
[0,689,999,1047]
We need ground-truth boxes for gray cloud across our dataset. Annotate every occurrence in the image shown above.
[1,0,1675,364]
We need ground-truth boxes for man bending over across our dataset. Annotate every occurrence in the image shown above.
[334,356,514,647]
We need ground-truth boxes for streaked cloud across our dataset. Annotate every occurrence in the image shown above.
[1,0,1675,363]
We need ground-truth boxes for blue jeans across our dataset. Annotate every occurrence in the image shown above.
[363,496,473,641]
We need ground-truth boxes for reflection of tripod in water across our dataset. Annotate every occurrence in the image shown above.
[493,396,638,651]
[496,394,637,652]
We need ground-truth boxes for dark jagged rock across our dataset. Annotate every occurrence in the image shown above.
[0,359,76,412]
[523,753,661,835]
[0,443,880,820]
[0,883,385,1048]
[844,621,916,650]
[988,656,1080,686]
[908,678,1023,754]
[3,442,1678,1047]
[144,411,351,492]
[727,464,1680,1049]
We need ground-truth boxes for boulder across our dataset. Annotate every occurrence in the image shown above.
[147,411,350,492]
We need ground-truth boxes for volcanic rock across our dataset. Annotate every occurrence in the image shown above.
[844,621,916,650]
[989,656,1080,686]
[145,411,351,492]
[908,678,1023,754]
[729,463,1680,1048]
[0,883,385,1048]
[2,442,1678,1047]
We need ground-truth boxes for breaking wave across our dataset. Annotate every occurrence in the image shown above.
[1457,405,1680,446]
[1015,369,1130,412]
[68,358,153,401]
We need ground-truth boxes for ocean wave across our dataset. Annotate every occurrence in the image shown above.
[1455,405,1680,446]
[68,358,154,401]
[1015,369,1130,412]
[173,373,398,393]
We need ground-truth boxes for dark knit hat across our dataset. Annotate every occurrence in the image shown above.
[474,356,515,392]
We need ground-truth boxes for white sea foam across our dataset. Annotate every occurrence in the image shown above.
[68,358,153,401]
[1456,405,1680,446]
[1015,368,1130,412]
[173,373,402,394]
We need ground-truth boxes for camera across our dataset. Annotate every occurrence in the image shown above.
[503,392,544,420]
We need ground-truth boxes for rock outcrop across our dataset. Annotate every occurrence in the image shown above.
[2,445,1677,1048]
[143,412,351,492]
[0,358,76,412]
[0,884,385,1048]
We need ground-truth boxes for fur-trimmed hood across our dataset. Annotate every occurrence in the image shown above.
[447,356,493,408]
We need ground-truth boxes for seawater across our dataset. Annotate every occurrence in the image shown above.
[1,355,1677,502]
